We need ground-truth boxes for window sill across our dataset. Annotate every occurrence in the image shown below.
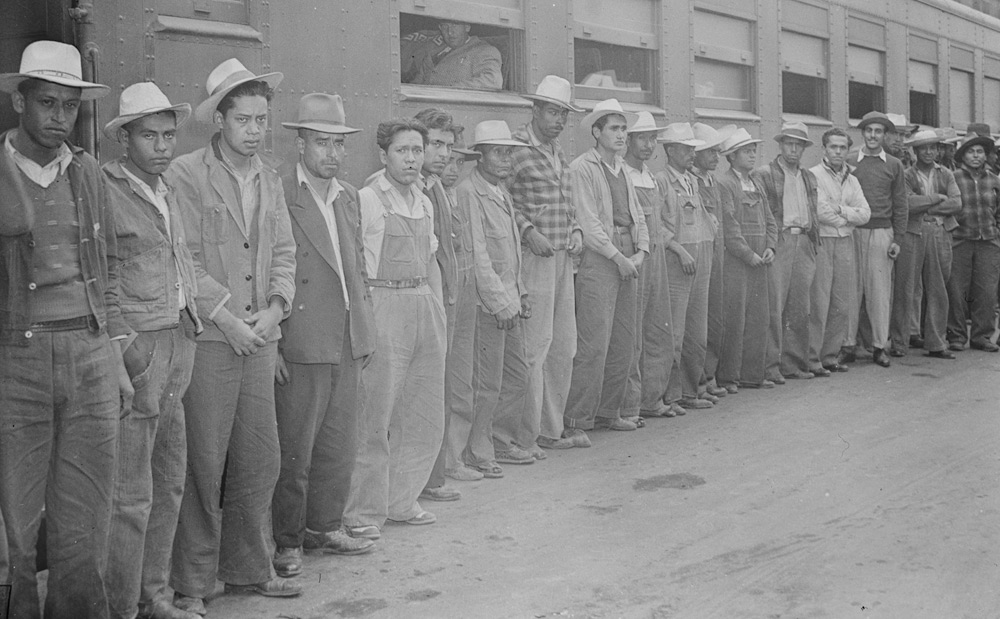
[694,108,761,123]
[782,113,833,127]
[399,84,531,108]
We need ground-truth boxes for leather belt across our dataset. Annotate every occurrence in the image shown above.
[29,315,97,333]
[369,276,427,289]
[785,226,806,235]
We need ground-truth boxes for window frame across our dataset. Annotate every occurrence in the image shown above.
[692,8,757,115]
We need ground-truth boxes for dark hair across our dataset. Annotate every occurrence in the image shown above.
[414,108,453,132]
[121,110,177,136]
[376,118,428,152]
[216,80,273,118]
[16,78,43,98]
[821,127,853,148]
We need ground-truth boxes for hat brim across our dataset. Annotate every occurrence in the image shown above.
[857,117,896,133]
[103,103,192,140]
[521,93,584,113]
[281,120,361,135]
[472,139,525,147]
[721,138,763,156]
[627,124,668,135]
[906,137,941,148]
[452,147,481,160]
[696,125,738,151]
[955,135,995,161]
[194,71,283,123]
[658,137,706,147]
[0,73,110,100]
[581,109,639,132]
[773,133,814,147]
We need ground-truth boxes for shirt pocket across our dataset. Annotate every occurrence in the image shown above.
[382,226,417,265]
[119,245,167,303]
[204,205,229,244]
[681,202,697,227]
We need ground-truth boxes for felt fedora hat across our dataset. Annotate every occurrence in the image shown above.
[773,120,813,146]
[905,129,941,148]
[581,99,638,133]
[471,120,524,147]
[657,122,705,147]
[886,113,919,135]
[955,132,995,162]
[281,93,360,134]
[103,82,191,140]
[694,123,737,151]
[966,122,993,138]
[0,41,109,100]
[720,127,763,155]
[627,111,667,134]
[522,75,584,112]
[194,58,282,123]
[448,125,481,160]
[857,111,896,133]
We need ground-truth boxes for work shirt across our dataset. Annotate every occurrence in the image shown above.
[218,146,263,229]
[508,123,581,249]
[359,170,439,277]
[810,160,871,238]
[298,163,349,309]
[5,134,73,188]
[952,164,1000,246]
[626,161,668,248]
[778,158,810,229]
[661,164,716,244]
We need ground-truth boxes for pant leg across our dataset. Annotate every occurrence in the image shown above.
[969,241,1000,344]
[637,246,674,410]
[808,238,835,369]
[889,231,920,352]
[822,236,858,366]
[679,242,713,398]
[469,308,506,462]
[920,224,952,352]
[860,228,894,349]
[767,231,795,376]
[853,229,871,350]
[443,271,477,471]
[911,264,924,338]
[946,240,974,345]
[780,235,817,374]
[718,254,751,386]
[624,253,651,414]
[742,262,772,384]
[491,322,530,449]
[705,234,726,382]
[664,248,694,403]
[597,266,637,419]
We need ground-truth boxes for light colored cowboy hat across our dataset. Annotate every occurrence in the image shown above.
[471,120,524,147]
[521,75,584,112]
[0,41,109,100]
[194,58,283,123]
[103,82,191,140]
[857,111,896,133]
[627,111,667,134]
[905,129,942,148]
[657,122,705,147]
[281,93,359,135]
[773,120,813,146]
[720,127,763,155]
[694,123,737,151]
[886,113,919,135]
[581,98,638,133]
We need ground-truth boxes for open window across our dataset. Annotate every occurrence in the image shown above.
[909,34,939,127]
[572,0,658,105]
[950,46,975,130]
[693,9,755,113]
[780,1,829,119]
[847,16,886,121]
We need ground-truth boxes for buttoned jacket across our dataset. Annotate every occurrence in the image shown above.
[902,164,960,234]
[810,162,871,238]
[752,157,821,247]
[415,35,502,90]
[570,148,650,259]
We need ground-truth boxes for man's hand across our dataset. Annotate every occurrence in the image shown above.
[114,339,135,419]
[761,248,775,264]
[887,242,901,260]
[520,296,532,320]
[217,310,266,356]
[495,305,519,330]
[567,229,584,256]
[525,227,554,257]
[630,251,645,271]
[675,246,696,274]
[614,253,639,280]
[275,350,290,386]
[749,253,764,267]
[245,299,284,341]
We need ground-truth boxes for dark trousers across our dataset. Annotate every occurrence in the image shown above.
[0,328,119,619]
[947,240,1000,346]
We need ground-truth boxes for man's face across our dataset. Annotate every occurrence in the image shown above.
[779,138,805,166]
[215,95,269,158]
[13,81,81,150]
[823,135,850,169]
[123,112,177,178]
[439,22,471,48]
[863,124,886,151]
[694,147,721,171]
[380,129,425,186]
[665,143,695,171]
[731,143,757,172]
[532,103,569,141]
[594,114,627,153]
[423,128,454,176]
[441,152,465,188]
[914,143,939,167]
[298,129,345,180]
[962,144,986,169]
[478,144,514,181]
[626,131,658,162]
[885,130,905,152]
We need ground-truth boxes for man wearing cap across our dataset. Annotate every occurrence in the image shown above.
[752,121,821,381]
[0,39,132,618]
[509,76,586,449]
[622,112,676,419]
[564,99,649,437]
[269,93,376,581]
[947,132,1000,352]
[101,82,203,619]
[888,128,960,360]
[401,20,502,91]
[657,122,715,412]
[458,120,532,471]
[807,128,870,375]
[850,111,908,368]
[167,58,299,607]
[691,123,736,398]
[885,113,918,168]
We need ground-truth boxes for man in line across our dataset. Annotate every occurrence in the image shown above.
[270,93,376,581]
[753,121,821,381]
[103,82,202,619]
[563,99,649,439]
[849,111,908,368]
[807,128,870,375]
[169,59,299,610]
[401,20,503,91]
[884,113,918,169]
[0,40,132,618]
[889,129,960,359]
[509,76,586,449]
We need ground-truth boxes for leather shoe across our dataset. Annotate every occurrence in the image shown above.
[971,340,1000,352]
[809,367,832,377]
[872,348,891,367]
[304,527,376,554]
[272,546,302,577]
[837,347,857,363]
[767,373,786,385]
[640,402,676,418]
[926,349,956,359]
[909,335,925,349]
[948,341,965,352]
[782,370,814,380]
[172,596,206,617]
[419,486,462,502]
[561,428,592,447]
[147,600,201,619]
[677,397,713,409]
[594,416,638,431]
[225,578,302,597]
[705,383,728,397]
[823,363,849,373]
[888,347,906,358]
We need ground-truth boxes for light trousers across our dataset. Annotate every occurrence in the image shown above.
[664,241,713,402]
[705,233,726,384]
[854,227,895,350]
[808,236,857,369]
[717,251,770,387]
[624,244,674,412]
[767,231,816,376]
[436,267,477,479]
[476,311,529,455]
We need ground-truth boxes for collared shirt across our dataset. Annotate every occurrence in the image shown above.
[627,161,657,191]
[358,170,439,277]
[297,163,350,310]
[5,133,73,188]
[778,158,810,228]
[664,163,695,195]
[821,158,849,185]
[952,164,1000,245]
[737,171,757,193]
[508,123,580,248]
[120,165,186,308]
[859,148,888,163]
[218,146,263,228]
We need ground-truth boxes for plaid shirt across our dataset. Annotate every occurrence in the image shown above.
[507,123,581,250]
[952,164,1000,245]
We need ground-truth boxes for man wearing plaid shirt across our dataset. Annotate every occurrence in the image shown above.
[508,76,587,449]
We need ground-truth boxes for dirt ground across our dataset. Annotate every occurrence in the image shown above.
[148,348,1000,617]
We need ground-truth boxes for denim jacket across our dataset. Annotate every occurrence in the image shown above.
[0,131,128,346]
[103,159,203,334]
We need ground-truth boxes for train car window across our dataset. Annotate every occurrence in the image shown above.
[984,77,1000,132]
[780,30,828,118]
[399,12,518,92]
[950,69,973,129]
[693,10,755,113]
[848,45,885,120]
[909,60,938,126]
[158,0,250,24]
[573,40,655,105]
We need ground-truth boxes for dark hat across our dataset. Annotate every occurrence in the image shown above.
[966,122,993,138]
[857,111,895,133]
[955,133,995,164]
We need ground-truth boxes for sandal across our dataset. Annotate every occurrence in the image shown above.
[472,462,504,478]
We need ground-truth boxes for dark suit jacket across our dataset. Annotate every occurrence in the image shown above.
[752,157,821,247]
[279,168,376,364]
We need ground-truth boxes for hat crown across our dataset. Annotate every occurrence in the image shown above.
[628,111,662,134]
[692,122,719,143]
[777,120,810,141]
[660,122,696,143]
[966,122,993,137]
[473,119,514,144]
[720,127,760,153]
[293,93,347,127]
[532,75,573,106]
[205,58,256,97]
[117,82,173,116]
[19,41,84,81]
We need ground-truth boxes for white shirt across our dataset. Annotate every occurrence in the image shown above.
[858,148,887,163]
[297,163,350,310]
[359,170,438,278]
[626,161,656,189]
[5,133,72,188]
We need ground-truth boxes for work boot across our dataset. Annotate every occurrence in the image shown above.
[303,527,375,555]
[273,546,303,577]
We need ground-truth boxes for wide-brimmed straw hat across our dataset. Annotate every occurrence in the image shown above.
[720,127,763,155]
[886,113,919,135]
[471,120,524,147]
[857,111,896,133]
[905,129,941,149]
[694,123,737,151]
[521,75,584,112]
[281,93,359,135]
[0,41,109,100]
[936,127,960,144]
[103,82,191,140]
[657,122,705,147]
[627,111,667,134]
[194,58,283,123]
[581,99,638,133]
[955,133,995,162]
[773,121,813,146]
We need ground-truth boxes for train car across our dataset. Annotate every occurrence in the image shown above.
[4,0,1000,185]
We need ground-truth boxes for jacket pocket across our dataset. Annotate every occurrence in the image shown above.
[204,205,228,244]
[119,245,167,303]
[484,223,511,270]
